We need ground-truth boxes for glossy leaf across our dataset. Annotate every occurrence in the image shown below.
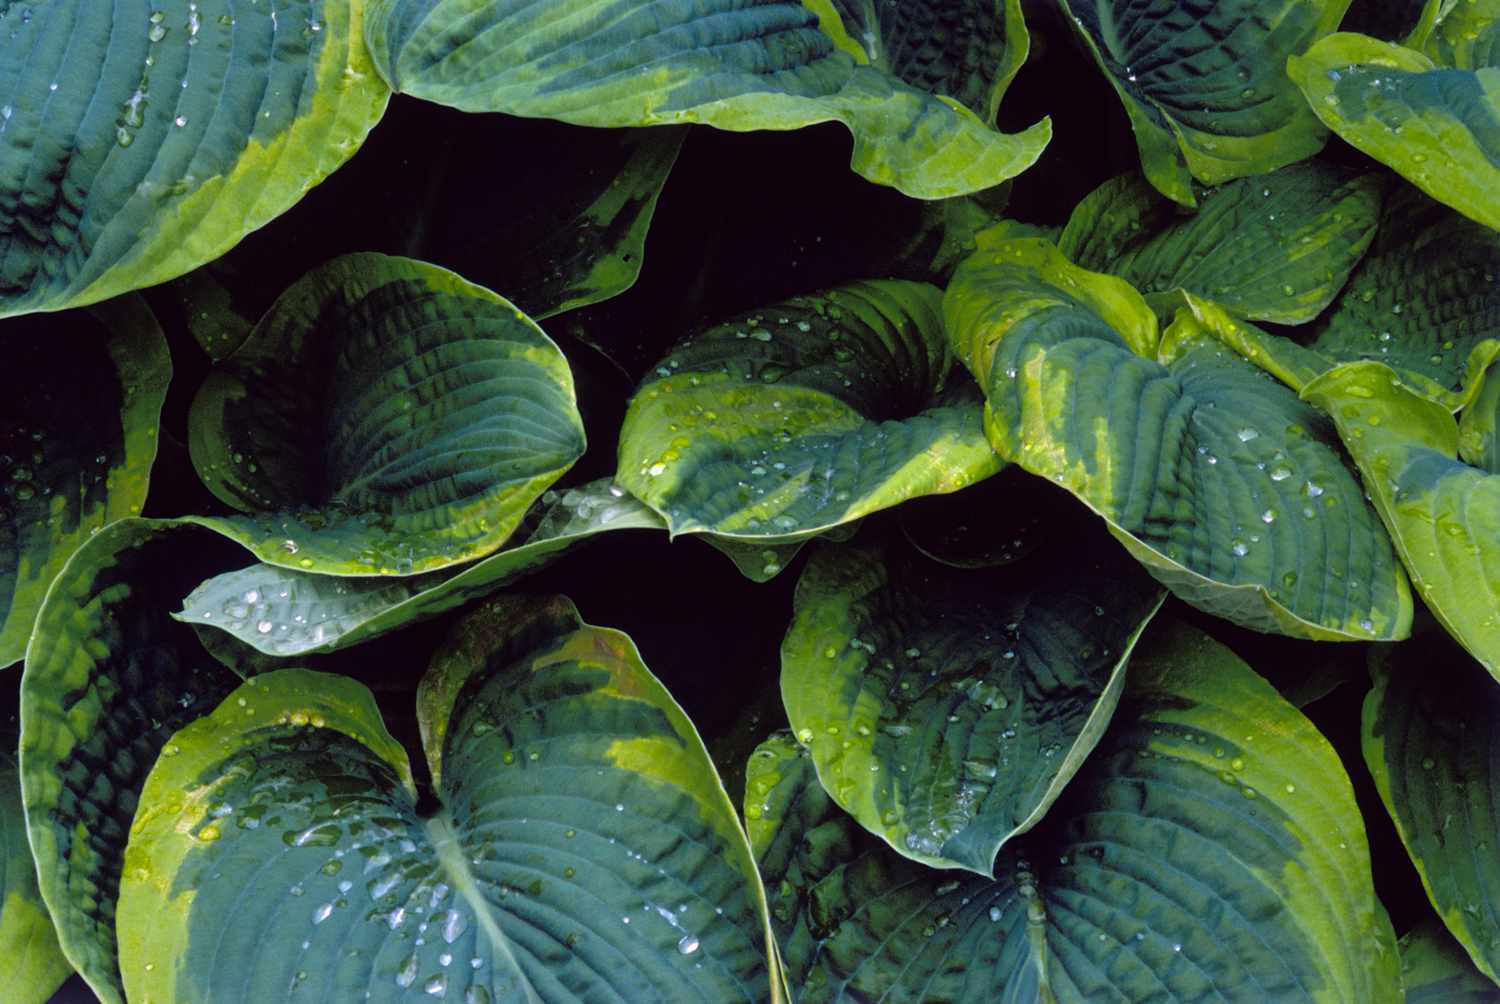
[1364,632,1500,984]
[1060,163,1382,325]
[0,297,170,668]
[188,253,586,575]
[779,538,1164,874]
[0,759,72,1004]
[19,520,242,1003]
[119,595,778,1002]
[1423,0,1500,70]
[812,0,1029,119]
[1173,189,1500,411]
[1057,0,1346,204]
[1290,32,1500,232]
[944,239,1410,639]
[0,0,390,318]
[177,479,664,657]
[749,620,1399,1002]
[617,281,1003,542]
[1304,361,1500,677]
[1401,918,1500,1002]
[361,0,1051,199]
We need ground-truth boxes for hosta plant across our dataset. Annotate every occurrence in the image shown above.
[4,1,1500,1002]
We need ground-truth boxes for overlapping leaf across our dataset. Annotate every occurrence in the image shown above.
[944,238,1410,639]
[1290,32,1500,232]
[360,0,1050,199]
[1304,361,1500,676]
[812,0,1029,120]
[177,479,664,657]
[749,620,1400,1002]
[1364,633,1500,985]
[0,297,170,668]
[1169,187,1500,410]
[0,758,72,1004]
[1059,163,1381,325]
[1401,918,1500,1002]
[0,0,390,318]
[1421,0,1500,70]
[1057,0,1345,203]
[779,538,1164,874]
[188,253,586,575]
[18,520,243,1003]
[119,595,778,1003]
[617,281,1003,543]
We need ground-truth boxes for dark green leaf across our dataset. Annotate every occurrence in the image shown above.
[0,0,389,317]
[0,296,170,668]
[119,595,779,1002]
[779,538,1164,873]
[749,620,1400,1002]
[19,520,241,1003]
[945,239,1411,639]
[187,253,586,575]
[0,758,72,1004]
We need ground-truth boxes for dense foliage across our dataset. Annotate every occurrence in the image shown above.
[4,0,1500,1001]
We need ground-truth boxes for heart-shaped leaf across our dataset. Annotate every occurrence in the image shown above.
[944,239,1411,639]
[1056,0,1345,203]
[617,281,1003,543]
[779,537,1164,873]
[0,0,389,317]
[0,757,72,1004]
[119,595,779,1002]
[1290,32,1500,232]
[1303,361,1500,676]
[177,479,664,658]
[188,253,587,576]
[749,619,1400,1002]
[19,520,243,1003]
[1059,163,1382,325]
[1364,631,1500,985]
[0,296,170,668]
[361,0,1050,199]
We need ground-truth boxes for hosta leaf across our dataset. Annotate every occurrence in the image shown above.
[0,296,170,668]
[617,281,1003,542]
[177,479,663,657]
[1289,32,1500,232]
[361,0,1051,199]
[0,759,72,1004]
[944,239,1410,639]
[778,538,1164,874]
[0,0,389,318]
[1059,164,1382,325]
[1303,361,1500,676]
[1401,918,1500,1002]
[1305,189,1500,408]
[19,520,242,1003]
[1423,0,1500,69]
[1057,0,1346,204]
[418,125,686,322]
[1364,632,1500,984]
[812,0,1029,119]
[1174,189,1500,410]
[119,595,778,1003]
[188,253,586,575]
[749,620,1399,1002]
[1462,360,1500,471]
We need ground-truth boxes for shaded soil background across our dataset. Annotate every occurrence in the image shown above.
[10,3,1432,998]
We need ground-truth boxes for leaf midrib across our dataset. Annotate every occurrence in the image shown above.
[426,811,541,1004]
